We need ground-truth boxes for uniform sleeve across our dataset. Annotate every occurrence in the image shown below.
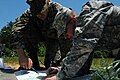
[12,9,31,32]
[11,9,31,49]
[108,6,120,25]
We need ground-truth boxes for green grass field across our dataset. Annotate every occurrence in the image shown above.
[2,56,114,70]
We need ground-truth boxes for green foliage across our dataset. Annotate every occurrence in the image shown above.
[91,58,113,69]
[38,42,46,57]
[3,56,19,63]
[94,50,113,58]
[0,21,16,57]
[0,22,13,44]
[3,47,17,57]
[0,21,46,57]
[92,59,120,80]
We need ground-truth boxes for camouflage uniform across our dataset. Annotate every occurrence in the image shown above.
[57,0,120,79]
[12,1,76,69]
[51,4,76,66]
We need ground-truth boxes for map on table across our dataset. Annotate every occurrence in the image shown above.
[15,70,47,80]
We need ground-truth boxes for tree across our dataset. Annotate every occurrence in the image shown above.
[0,21,15,56]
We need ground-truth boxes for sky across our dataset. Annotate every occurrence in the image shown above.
[0,0,120,30]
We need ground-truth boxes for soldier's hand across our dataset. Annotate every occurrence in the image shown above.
[65,19,76,40]
[44,75,57,80]
[65,33,73,40]
[19,57,33,69]
[46,67,59,76]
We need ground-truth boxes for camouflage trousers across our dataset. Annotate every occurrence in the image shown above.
[52,34,73,67]
[57,37,95,80]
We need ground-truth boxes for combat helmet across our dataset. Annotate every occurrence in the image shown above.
[26,0,46,14]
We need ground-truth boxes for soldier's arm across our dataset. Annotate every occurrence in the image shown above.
[16,48,32,69]
[108,6,120,25]
[12,9,33,69]
[13,9,31,32]
[12,9,31,50]
[65,17,77,40]
[65,10,77,40]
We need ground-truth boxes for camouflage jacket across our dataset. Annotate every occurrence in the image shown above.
[12,2,75,38]
[51,3,75,37]
[11,2,60,48]
[76,0,120,49]
[12,2,58,32]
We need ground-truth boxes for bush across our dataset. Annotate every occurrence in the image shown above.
[38,42,46,57]
[92,60,120,80]
[94,50,114,58]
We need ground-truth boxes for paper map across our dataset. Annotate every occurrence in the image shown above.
[15,70,47,80]
[0,58,4,69]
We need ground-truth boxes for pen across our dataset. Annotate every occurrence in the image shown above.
[31,67,39,74]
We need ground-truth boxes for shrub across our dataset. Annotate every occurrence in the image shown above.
[92,60,120,80]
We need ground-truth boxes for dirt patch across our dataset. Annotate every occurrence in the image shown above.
[5,63,45,70]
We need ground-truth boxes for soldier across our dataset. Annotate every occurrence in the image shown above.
[12,0,76,70]
[51,7,77,67]
[45,0,120,80]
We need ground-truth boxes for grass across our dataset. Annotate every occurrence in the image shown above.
[91,58,114,69]
[2,56,45,69]
[2,57,114,70]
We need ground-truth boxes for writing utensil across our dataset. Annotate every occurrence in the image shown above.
[31,67,39,74]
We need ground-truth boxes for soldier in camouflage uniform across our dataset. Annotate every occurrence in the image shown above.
[44,0,120,80]
[51,7,77,67]
[12,0,76,70]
